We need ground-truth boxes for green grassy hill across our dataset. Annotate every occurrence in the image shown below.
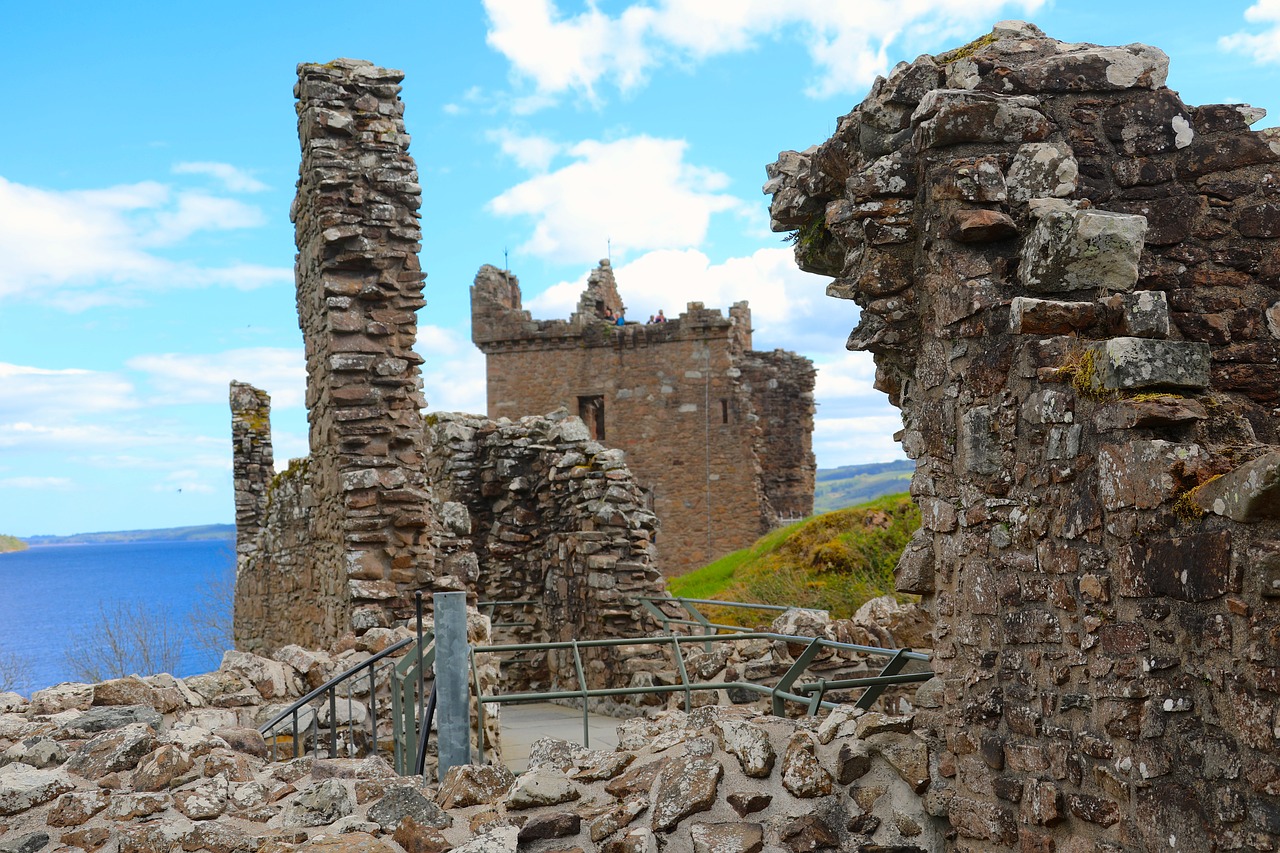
[0,535,28,554]
[813,460,914,513]
[669,493,920,621]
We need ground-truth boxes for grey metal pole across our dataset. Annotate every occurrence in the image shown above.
[434,591,470,781]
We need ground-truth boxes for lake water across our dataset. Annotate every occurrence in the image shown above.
[0,539,234,695]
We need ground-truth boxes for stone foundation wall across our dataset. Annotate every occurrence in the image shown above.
[767,21,1280,851]
[471,262,815,575]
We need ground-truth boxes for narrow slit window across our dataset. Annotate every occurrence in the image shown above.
[721,399,729,424]
[578,395,605,440]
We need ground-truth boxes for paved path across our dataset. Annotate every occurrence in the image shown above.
[498,701,621,773]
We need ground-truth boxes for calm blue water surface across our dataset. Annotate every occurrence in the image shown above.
[0,540,234,695]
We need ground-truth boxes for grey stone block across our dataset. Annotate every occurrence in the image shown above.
[1088,337,1210,391]
[1193,451,1280,522]
[1019,201,1146,293]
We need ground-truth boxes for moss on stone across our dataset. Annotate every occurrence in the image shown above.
[937,32,999,65]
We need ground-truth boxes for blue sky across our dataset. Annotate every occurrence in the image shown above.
[2,1,1278,537]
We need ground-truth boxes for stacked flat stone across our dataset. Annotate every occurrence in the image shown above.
[767,20,1280,852]
[229,382,274,564]
[293,59,436,636]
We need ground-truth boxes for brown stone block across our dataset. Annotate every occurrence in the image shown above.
[1116,530,1235,601]
[1068,792,1120,826]
[948,795,1018,846]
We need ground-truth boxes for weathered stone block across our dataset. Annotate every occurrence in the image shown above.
[913,90,1051,149]
[1193,451,1280,522]
[950,209,1017,242]
[1101,290,1171,338]
[1007,141,1078,202]
[1010,297,1097,334]
[1087,338,1210,391]
[1093,396,1206,430]
[1019,201,1146,293]
[1117,530,1235,601]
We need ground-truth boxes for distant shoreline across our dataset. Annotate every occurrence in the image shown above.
[18,523,236,548]
[25,538,235,548]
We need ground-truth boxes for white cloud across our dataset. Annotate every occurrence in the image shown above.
[417,325,489,415]
[814,351,880,400]
[489,135,741,262]
[484,0,657,104]
[127,348,307,409]
[270,431,311,469]
[0,422,157,451]
[0,175,285,307]
[482,0,1044,105]
[487,128,564,171]
[143,192,266,246]
[0,363,137,421]
[1220,0,1280,63]
[813,414,906,466]
[172,162,269,193]
[0,476,73,489]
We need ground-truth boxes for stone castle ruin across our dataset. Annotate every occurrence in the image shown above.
[767,20,1280,851]
[216,23,1280,850]
[230,59,669,694]
[471,261,816,575]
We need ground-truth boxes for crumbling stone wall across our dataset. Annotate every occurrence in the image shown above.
[738,349,819,522]
[291,58,436,632]
[768,21,1280,851]
[424,410,670,698]
[471,261,816,575]
[230,382,274,566]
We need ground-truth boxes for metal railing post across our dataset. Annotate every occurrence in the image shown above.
[415,592,425,738]
[434,591,470,781]
[855,647,913,710]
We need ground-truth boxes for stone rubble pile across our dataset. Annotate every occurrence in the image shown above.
[0,674,943,853]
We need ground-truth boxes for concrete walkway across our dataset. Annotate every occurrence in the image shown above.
[497,701,621,773]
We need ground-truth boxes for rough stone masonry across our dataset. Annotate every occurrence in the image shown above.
[767,21,1280,852]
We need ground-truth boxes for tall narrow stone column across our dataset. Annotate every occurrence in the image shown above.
[229,381,274,561]
[293,58,432,632]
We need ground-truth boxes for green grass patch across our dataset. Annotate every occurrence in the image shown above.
[0,535,28,554]
[668,493,920,626]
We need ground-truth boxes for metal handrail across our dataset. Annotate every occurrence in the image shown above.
[638,597,831,647]
[259,591,441,774]
[466,629,931,763]
[259,635,414,762]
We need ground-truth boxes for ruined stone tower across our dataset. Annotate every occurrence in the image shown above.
[768,21,1280,851]
[471,259,817,575]
[232,59,440,652]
